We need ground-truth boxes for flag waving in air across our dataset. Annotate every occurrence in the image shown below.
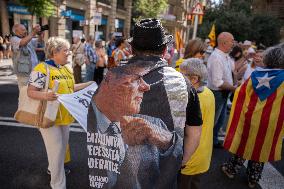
[208,24,216,47]
[224,68,284,162]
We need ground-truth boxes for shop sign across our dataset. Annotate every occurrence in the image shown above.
[93,12,102,25]
[61,10,85,21]
[8,4,30,15]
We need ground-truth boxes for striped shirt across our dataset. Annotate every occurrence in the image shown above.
[85,43,97,64]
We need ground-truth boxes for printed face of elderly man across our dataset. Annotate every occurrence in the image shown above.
[94,65,150,122]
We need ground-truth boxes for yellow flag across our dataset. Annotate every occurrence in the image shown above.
[198,15,203,25]
[191,15,195,25]
[208,24,216,47]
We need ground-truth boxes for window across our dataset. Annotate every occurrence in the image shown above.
[97,0,111,5]
[117,0,125,9]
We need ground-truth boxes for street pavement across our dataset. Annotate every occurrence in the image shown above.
[0,59,283,189]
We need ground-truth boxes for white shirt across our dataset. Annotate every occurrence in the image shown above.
[207,48,234,90]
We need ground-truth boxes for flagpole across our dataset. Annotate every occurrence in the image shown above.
[192,15,199,39]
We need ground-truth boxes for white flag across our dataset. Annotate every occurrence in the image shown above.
[58,83,98,132]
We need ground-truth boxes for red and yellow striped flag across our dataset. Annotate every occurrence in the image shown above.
[175,30,184,51]
[224,74,284,162]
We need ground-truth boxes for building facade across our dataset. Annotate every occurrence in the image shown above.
[0,0,132,42]
[160,0,209,45]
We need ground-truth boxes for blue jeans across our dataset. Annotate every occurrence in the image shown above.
[84,63,96,82]
[212,90,229,145]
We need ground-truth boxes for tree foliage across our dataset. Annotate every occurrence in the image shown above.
[198,0,282,46]
[133,0,168,20]
[19,0,56,17]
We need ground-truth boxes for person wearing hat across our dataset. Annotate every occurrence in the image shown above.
[127,18,203,188]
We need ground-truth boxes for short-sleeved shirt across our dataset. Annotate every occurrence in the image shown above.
[207,48,234,90]
[85,43,97,64]
[11,36,39,69]
[28,62,75,125]
[182,87,215,175]
[174,58,184,72]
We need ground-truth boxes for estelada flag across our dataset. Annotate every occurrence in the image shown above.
[175,31,184,51]
[224,68,284,162]
[208,24,216,47]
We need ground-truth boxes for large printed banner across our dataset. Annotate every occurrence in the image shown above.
[58,82,98,132]
[58,60,190,189]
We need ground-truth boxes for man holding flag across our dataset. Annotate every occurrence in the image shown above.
[221,43,284,188]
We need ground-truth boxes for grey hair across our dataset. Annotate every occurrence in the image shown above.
[180,58,208,85]
[45,37,70,59]
[263,43,284,69]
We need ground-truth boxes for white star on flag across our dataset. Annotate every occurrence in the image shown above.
[256,73,275,89]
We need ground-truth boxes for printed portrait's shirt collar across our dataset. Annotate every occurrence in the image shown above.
[93,102,121,133]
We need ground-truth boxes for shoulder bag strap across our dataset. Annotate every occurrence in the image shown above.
[44,63,50,92]
[74,43,82,55]
[36,63,50,126]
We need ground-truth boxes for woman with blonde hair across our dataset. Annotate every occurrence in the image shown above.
[175,38,207,71]
[27,37,93,189]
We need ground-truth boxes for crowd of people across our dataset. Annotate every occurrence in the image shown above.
[8,18,284,189]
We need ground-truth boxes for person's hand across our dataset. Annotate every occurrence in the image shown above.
[31,24,41,36]
[120,116,173,150]
[120,117,152,145]
[84,56,90,65]
[147,127,173,150]
[45,91,58,101]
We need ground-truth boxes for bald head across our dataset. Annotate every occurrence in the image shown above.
[217,32,234,53]
[12,24,27,37]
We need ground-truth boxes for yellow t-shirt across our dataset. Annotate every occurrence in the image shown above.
[181,87,215,175]
[175,58,184,72]
[31,62,75,126]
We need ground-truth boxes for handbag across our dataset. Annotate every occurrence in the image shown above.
[14,64,60,128]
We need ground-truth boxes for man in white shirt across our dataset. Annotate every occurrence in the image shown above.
[207,32,236,148]
[11,24,41,89]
